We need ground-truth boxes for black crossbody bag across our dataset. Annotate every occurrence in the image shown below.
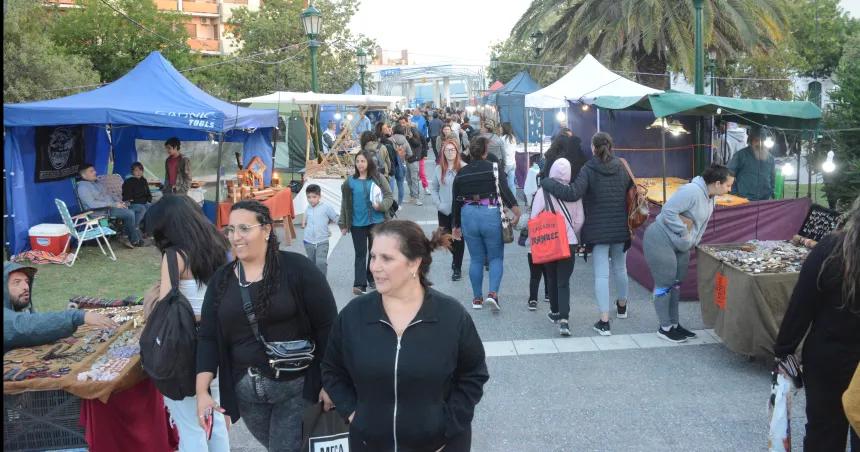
[237,262,315,378]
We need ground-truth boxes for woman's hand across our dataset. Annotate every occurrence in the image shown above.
[319,388,335,412]
[373,202,383,212]
[196,393,225,429]
[341,227,349,235]
[509,206,522,228]
[452,228,462,240]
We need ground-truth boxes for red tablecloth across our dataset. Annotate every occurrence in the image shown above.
[627,198,811,300]
[80,379,179,452]
[217,188,294,228]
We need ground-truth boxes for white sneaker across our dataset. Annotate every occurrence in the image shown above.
[424,188,431,195]
[415,199,423,206]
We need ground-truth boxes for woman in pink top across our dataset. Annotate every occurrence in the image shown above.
[530,158,584,336]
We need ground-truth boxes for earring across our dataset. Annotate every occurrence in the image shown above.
[411,271,417,279]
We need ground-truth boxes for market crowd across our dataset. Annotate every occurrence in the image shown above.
[4,106,859,452]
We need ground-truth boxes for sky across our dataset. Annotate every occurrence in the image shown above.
[349,0,860,68]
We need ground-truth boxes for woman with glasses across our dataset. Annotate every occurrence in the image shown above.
[322,220,489,451]
[430,138,467,282]
[339,150,394,295]
[452,137,521,312]
[144,195,231,452]
[196,201,338,452]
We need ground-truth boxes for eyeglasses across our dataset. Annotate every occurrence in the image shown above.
[224,224,264,237]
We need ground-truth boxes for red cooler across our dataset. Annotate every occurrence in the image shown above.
[29,224,70,255]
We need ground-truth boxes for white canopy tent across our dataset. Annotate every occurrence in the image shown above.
[524,54,662,109]
[239,91,406,109]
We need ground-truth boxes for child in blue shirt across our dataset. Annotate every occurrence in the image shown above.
[302,184,339,276]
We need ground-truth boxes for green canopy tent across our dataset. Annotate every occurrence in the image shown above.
[591,92,822,202]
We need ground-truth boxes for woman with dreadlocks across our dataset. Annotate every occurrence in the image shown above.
[195,200,338,452]
[774,195,860,451]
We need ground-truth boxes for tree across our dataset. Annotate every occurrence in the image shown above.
[822,33,860,209]
[716,43,799,100]
[3,0,100,102]
[50,0,192,83]
[508,0,789,89]
[788,0,858,78]
[190,0,376,101]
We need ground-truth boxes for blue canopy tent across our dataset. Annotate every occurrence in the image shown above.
[3,51,278,254]
[485,71,542,142]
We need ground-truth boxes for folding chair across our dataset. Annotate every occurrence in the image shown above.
[55,199,117,267]
[71,178,123,232]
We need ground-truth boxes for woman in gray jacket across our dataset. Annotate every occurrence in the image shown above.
[431,138,467,281]
[643,164,734,343]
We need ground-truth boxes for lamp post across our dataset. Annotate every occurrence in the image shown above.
[356,48,368,95]
[707,49,717,96]
[530,30,544,59]
[301,4,322,160]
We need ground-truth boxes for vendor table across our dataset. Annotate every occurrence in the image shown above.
[627,198,811,300]
[217,187,296,245]
[635,177,749,206]
[697,246,799,359]
[3,306,177,452]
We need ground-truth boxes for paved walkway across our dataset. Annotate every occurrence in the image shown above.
[228,160,808,451]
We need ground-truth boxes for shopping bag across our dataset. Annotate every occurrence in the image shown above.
[528,189,572,264]
[303,402,350,452]
[767,372,794,451]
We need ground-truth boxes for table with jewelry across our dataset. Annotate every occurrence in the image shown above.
[696,240,811,359]
[3,304,147,401]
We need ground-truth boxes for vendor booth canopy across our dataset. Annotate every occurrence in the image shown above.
[3,51,279,254]
[525,54,662,109]
[592,92,822,130]
[486,71,542,141]
[240,91,406,109]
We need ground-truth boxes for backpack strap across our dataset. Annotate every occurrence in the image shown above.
[237,261,266,343]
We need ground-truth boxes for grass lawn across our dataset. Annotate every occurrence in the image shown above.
[23,242,161,312]
[782,183,827,201]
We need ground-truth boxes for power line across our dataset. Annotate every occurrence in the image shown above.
[96,0,186,50]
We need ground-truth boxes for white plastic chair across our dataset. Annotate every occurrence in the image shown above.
[55,199,117,267]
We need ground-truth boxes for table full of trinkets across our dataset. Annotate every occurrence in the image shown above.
[3,303,146,402]
[696,240,812,359]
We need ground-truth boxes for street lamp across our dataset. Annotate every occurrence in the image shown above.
[490,54,499,71]
[356,48,368,95]
[530,30,544,59]
[707,49,717,96]
[301,4,322,159]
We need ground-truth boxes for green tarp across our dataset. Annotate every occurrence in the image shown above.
[593,92,822,130]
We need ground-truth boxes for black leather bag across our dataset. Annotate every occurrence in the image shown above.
[237,262,315,378]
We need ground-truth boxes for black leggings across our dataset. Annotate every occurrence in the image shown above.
[544,246,576,319]
[351,225,375,288]
[801,343,860,451]
[527,253,549,301]
[438,211,465,271]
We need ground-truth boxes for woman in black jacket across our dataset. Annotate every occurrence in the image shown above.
[196,201,338,452]
[774,197,860,451]
[540,132,631,336]
[322,220,489,452]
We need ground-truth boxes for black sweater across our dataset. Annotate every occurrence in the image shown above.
[321,289,489,452]
[121,176,152,204]
[196,251,338,422]
[451,155,518,229]
[774,233,860,365]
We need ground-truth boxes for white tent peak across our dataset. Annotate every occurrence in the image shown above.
[524,54,662,109]
[240,91,406,109]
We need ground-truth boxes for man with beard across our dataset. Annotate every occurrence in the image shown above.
[3,262,115,352]
[727,131,775,201]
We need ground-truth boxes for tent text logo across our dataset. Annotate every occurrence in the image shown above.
[155,111,216,129]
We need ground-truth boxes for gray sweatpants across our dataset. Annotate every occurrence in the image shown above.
[406,161,421,199]
[303,241,329,276]
[643,224,690,328]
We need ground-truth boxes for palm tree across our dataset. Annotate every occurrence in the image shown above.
[510,0,789,89]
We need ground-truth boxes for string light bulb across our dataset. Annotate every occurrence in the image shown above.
[822,151,836,173]
[716,108,722,115]
[764,136,775,149]
[334,112,342,120]
[581,104,590,111]
[346,113,354,121]
[555,111,567,123]
[781,162,795,177]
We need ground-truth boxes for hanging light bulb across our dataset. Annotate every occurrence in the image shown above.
[822,150,836,173]
[764,136,775,149]
[208,132,217,145]
[346,113,354,121]
[334,112,342,120]
[529,120,534,125]
[555,111,567,123]
[716,108,722,115]
[581,104,590,111]
[781,162,795,177]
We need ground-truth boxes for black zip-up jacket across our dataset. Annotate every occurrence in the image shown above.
[321,289,488,452]
[121,176,152,204]
[196,251,337,422]
[451,155,518,229]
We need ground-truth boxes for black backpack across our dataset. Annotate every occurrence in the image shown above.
[139,248,198,401]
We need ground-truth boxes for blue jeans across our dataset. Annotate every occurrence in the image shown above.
[388,164,406,205]
[130,202,149,227]
[506,169,517,196]
[591,243,629,314]
[108,206,142,243]
[461,204,504,299]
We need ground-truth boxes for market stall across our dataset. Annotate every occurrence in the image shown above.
[3,304,177,452]
[697,240,811,359]
[216,185,295,244]
[3,51,279,254]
